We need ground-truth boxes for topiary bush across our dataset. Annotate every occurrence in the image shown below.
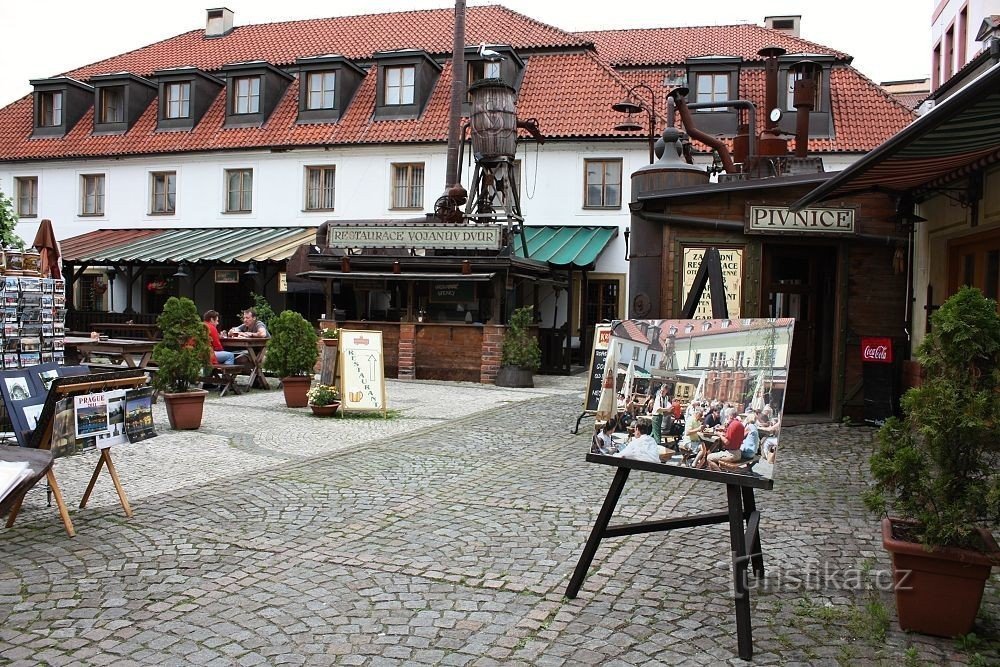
[264,310,319,377]
[152,296,212,393]
[501,305,541,371]
[864,286,1000,549]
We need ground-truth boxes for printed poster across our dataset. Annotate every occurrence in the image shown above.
[339,329,386,414]
[75,392,109,439]
[124,387,157,443]
[97,390,128,450]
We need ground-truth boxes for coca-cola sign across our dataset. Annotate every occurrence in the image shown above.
[861,337,893,364]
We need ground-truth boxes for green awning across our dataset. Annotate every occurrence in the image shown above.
[513,226,617,269]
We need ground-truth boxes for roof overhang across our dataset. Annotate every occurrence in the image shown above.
[298,270,495,282]
[790,60,1000,210]
[512,225,617,270]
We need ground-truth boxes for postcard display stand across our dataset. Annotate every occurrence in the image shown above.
[0,276,67,370]
[566,248,768,661]
[4,370,148,537]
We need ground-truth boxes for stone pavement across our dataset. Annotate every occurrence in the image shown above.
[1,376,998,666]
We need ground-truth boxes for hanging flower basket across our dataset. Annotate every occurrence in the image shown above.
[146,279,168,294]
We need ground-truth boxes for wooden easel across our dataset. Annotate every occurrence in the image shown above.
[5,371,147,537]
[567,248,768,661]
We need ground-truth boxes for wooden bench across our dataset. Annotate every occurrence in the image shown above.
[201,364,243,397]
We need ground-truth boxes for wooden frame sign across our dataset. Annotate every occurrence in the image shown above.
[338,329,387,416]
[214,269,239,284]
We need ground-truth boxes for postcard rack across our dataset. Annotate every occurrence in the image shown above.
[5,370,147,537]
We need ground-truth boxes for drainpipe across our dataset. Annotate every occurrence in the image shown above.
[670,89,736,174]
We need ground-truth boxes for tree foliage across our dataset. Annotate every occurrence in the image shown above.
[0,190,26,250]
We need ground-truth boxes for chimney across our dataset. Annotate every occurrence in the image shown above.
[205,7,234,38]
[764,15,801,38]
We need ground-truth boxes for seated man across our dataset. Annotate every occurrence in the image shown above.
[707,407,747,470]
[202,310,235,365]
[614,420,671,464]
[228,308,269,338]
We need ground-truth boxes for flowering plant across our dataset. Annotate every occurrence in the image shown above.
[306,383,340,406]
[320,327,339,339]
[146,279,168,293]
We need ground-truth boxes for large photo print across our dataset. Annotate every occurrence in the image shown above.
[591,318,795,479]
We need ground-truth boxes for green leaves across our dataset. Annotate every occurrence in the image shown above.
[0,190,26,250]
[152,297,212,393]
[501,306,541,371]
[263,310,319,377]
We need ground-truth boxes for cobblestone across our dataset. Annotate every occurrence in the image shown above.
[1,376,998,664]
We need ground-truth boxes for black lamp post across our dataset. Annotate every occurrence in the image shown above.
[623,227,631,261]
[612,83,657,164]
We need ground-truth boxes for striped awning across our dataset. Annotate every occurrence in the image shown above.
[62,227,317,264]
[513,225,617,269]
[791,61,1000,209]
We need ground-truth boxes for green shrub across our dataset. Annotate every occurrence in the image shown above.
[501,306,541,371]
[264,310,319,377]
[152,296,212,393]
[249,292,276,329]
[864,287,1000,549]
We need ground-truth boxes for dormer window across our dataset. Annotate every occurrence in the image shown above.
[775,54,834,138]
[99,87,124,123]
[153,68,223,131]
[40,92,62,126]
[233,76,260,114]
[695,73,729,108]
[468,60,501,84]
[684,56,741,135]
[373,50,441,120]
[29,77,92,138]
[785,69,822,111]
[165,82,191,119]
[221,62,292,128]
[384,66,415,105]
[295,55,364,124]
[90,74,156,134]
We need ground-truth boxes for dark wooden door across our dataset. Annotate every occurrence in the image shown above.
[761,245,837,414]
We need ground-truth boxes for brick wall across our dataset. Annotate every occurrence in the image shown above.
[480,324,504,384]
[414,324,485,382]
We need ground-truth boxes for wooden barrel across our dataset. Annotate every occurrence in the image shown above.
[469,79,517,159]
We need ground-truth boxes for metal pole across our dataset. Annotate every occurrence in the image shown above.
[444,0,467,189]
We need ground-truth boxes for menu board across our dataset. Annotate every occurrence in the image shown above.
[339,329,387,415]
[681,246,743,319]
[582,324,613,412]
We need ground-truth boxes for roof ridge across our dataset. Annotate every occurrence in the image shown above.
[66,29,203,80]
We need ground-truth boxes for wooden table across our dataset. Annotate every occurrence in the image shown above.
[91,322,161,340]
[221,336,270,390]
[64,337,156,369]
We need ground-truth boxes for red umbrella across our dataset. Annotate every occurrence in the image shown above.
[31,218,61,279]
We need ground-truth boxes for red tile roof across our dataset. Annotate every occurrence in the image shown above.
[0,5,913,161]
[579,24,849,67]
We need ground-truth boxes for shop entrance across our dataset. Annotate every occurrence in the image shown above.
[761,245,837,414]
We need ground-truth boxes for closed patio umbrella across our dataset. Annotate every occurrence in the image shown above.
[31,219,61,279]
[595,341,619,422]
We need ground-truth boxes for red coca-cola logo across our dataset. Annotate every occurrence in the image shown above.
[861,337,893,364]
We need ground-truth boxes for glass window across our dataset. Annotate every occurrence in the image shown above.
[40,91,62,126]
[225,169,253,212]
[306,72,336,110]
[305,166,336,210]
[695,73,729,108]
[80,174,105,216]
[585,279,619,324]
[584,159,622,208]
[150,171,176,214]
[15,177,37,217]
[99,87,125,123]
[384,66,415,106]
[165,82,191,119]
[786,70,823,111]
[233,76,261,114]
[391,163,424,209]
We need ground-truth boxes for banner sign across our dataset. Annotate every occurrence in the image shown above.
[746,205,856,235]
[861,337,893,364]
[327,225,501,250]
[339,329,387,415]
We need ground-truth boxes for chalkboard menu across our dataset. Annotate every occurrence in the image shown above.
[582,324,613,412]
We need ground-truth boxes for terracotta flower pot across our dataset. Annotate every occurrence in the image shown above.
[162,389,208,430]
[309,402,340,417]
[281,375,312,408]
[882,517,1000,637]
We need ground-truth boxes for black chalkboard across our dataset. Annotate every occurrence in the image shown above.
[582,323,613,412]
[863,363,896,427]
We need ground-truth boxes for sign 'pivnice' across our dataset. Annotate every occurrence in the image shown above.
[746,204,856,235]
[861,337,893,364]
[327,225,502,250]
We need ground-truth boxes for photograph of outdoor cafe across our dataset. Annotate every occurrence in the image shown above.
[592,317,794,478]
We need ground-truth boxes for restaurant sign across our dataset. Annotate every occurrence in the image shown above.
[327,225,502,250]
[746,205,856,235]
[681,246,743,319]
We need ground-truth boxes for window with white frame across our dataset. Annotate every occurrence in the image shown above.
[15,177,37,217]
[165,82,191,119]
[40,91,62,126]
[584,159,622,208]
[632,347,639,361]
[305,166,336,210]
[225,168,253,213]
[150,171,176,214]
[391,163,424,209]
[695,73,729,108]
[80,174,105,216]
[306,71,336,110]
[384,66,415,105]
[233,76,261,114]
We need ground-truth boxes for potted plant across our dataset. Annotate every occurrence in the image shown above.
[864,286,1000,637]
[264,309,319,407]
[320,327,339,344]
[495,305,541,388]
[306,383,340,417]
[151,296,212,429]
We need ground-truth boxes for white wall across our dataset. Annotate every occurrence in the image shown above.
[931,0,1000,86]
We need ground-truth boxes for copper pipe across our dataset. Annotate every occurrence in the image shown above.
[791,60,821,158]
[670,90,736,174]
[685,99,757,173]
